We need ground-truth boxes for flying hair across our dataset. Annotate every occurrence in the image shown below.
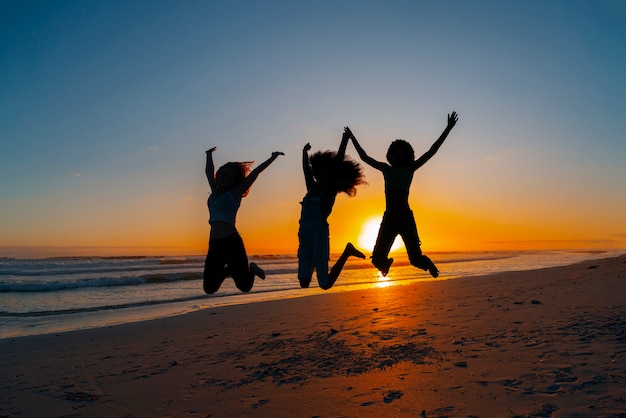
[310,151,366,197]
[215,161,254,197]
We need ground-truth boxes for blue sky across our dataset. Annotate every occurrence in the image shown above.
[1,0,625,257]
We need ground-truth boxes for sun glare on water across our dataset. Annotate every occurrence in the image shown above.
[375,272,393,288]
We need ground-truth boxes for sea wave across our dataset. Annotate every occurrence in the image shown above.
[0,259,203,277]
[0,252,525,293]
[0,272,203,292]
[0,267,306,293]
[0,274,426,317]
[0,294,209,317]
[1,250,614,295]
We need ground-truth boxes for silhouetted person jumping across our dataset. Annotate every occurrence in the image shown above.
[203,147,283,294]
[347,111,458,278]
[298,127,367,290]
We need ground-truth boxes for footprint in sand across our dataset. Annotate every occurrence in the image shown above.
[251,399,269,409]
[543,384,561,394]
[383,390,403,403]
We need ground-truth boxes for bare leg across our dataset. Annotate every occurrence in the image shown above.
[371,217,396,276]
[250,262,265,280]
[421,255,439,278]
[324,243,366,289]
[427,258,439,278]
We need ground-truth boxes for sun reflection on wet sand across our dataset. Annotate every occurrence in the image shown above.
[375,271,393,288]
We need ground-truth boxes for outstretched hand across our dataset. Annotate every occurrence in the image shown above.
[271,151,285,158]
[447,111,458,129]
[344,126,354,140]
[206,147,216,154]
[303,143,311,152]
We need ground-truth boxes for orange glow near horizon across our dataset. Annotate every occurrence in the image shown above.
[2,199,624,259]
[217,204,625,255]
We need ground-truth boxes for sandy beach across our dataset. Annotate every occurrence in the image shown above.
[1,254,625,417]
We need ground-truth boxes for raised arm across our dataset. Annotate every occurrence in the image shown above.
[327,127,352,176]
[413,111,458,170]
[302,143,315,191]
[346,127,387,171]
[236,151,284,195]
[337,127,350,160]
[205,147,217,193]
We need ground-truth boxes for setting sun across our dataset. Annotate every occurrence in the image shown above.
[357,217,404,253]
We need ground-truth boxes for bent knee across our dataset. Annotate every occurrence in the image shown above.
[203,284,219,294]
[317,277,331,290]
[236,284,253,293]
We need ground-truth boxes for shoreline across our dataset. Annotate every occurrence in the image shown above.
[3,249,624,341]
[0,273,438,340]
[1,254,625,416]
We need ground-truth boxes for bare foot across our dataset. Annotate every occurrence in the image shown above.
[416,255,439,278]
[250,262,265,280]
[428,264,439,278]
[345,242,366,259]
[380,257,394,277]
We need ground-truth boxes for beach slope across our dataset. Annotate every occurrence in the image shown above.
[1,254,625,417]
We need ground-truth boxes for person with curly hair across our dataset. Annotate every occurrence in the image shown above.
[203,147,284,294]
[347,112,459,278]
[297,127,367,290]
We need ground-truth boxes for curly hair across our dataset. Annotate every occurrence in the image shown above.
[215,161,254,196]
[310,151,365,197]
[386,139,415,166]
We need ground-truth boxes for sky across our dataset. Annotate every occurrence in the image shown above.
[1,0,625,258]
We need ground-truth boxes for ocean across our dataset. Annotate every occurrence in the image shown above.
[1,249,623,339]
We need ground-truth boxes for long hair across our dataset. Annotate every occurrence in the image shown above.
[310,151,365,197]
[386,139,415,166]
[215,161,254,197]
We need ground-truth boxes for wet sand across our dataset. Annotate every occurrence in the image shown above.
[1,254,625,417]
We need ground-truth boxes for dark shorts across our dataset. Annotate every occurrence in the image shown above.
[203,233,253,294]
